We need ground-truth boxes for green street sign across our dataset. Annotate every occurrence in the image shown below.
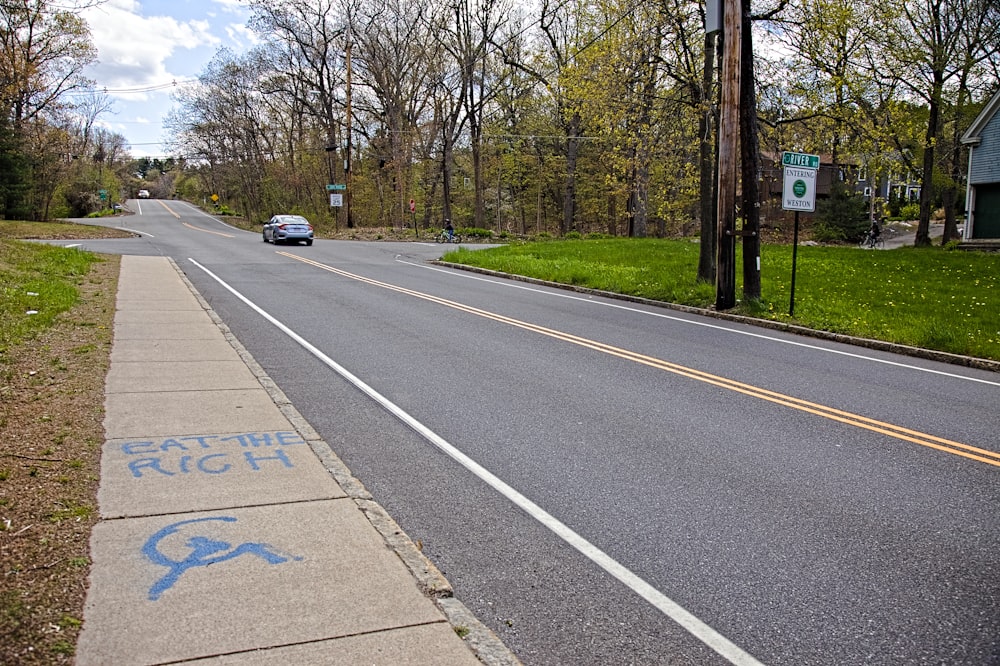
[99,189,108,200]
[781,151,820,170]
[327,184,347,191]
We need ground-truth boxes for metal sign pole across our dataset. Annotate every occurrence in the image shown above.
[789,211,800,317]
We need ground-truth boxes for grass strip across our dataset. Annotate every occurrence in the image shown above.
[0,241,102,355]
[443,239,1000,362]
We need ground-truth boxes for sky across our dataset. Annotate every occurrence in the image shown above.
[80,0,257,158]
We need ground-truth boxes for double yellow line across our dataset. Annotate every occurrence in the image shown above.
[157,200,234,237]
[280,252,1000,469]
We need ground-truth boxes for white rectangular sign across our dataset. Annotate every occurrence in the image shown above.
[329,193,343,207]
[782,166,817,212]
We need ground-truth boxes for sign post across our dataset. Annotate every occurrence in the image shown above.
[782,151,820,316]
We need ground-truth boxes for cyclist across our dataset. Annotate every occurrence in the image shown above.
[445,218,455,241]
[866,218,881,247]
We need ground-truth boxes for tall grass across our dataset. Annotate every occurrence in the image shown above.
[0,241,101,355]
[444,239,1000,362]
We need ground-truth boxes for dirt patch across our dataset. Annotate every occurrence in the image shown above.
[0,255,119,664]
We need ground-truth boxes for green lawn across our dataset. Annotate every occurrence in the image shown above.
[0,241,102,355]
[443,238,1000,362]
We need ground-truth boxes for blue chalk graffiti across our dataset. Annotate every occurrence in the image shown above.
[142,516,303,601]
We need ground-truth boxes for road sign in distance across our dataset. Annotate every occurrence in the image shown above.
[781,151,820,170]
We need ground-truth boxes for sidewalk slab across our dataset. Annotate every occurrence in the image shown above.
[78,501,452,665]
[99,431,346,518]
[106,359,261,393]
[185,623,482,665]
[111,337,239,363]
[105,388,291,438]
[113,320,223,341]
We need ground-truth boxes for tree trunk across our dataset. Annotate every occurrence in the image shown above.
[941,186,956,244]
[698,32,718,284]
[442,135,455,223]
[472,130,485,228]
[562,112,581,234]
[739,0,761,301]
[916,75,942,247]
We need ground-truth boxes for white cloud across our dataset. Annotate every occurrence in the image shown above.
[225,23,261,50]
[82,2,222,91]
[211,0,249,15]
[77,0,252,158]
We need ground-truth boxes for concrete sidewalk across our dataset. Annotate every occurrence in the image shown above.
[77,255,517,665]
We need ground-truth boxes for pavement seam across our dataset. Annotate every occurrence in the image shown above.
[168,258,521,666]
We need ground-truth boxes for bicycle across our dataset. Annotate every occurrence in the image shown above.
[858,232,884,250]
[435,230,463,244]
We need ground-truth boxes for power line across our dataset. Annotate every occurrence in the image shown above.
[69,79,198,96]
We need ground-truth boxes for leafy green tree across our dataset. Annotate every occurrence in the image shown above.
[888,0,1000,245]
[815,178,867,241]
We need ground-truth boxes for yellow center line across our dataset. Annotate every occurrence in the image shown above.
[279,252,1000,469]
[156,200,234,237]
[181,222,234,238]
[157,200,181,218]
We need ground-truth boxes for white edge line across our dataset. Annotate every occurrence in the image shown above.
[187,257,767,666]
[401,260,1000,388]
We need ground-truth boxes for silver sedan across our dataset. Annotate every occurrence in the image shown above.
[263,215,314,245]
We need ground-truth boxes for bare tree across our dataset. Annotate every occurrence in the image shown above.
[353,0,439,226]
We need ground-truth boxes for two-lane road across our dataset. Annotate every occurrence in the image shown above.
[62,200,1000,665]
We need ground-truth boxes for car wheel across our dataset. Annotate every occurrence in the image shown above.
[263,232,268,242]
[306,240,313,246]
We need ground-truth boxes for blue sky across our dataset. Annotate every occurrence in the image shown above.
[81,0,256,158]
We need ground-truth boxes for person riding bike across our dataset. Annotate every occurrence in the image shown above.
[868,218,881,244]
[445,219,455,241]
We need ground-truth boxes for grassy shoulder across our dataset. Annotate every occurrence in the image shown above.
[1,234,118,664]
[442,238,1000,362]
[0,220,135,242]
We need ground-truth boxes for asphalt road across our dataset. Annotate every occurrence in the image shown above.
[59,200,1000,665]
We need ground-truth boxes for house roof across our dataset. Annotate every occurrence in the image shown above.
[962,89,1000,145]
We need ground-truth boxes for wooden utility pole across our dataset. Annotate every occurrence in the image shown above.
[345,30,354,228]
[715,0,741,310]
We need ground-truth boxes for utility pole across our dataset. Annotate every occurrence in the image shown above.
[715,0,741,310]
[345,27,354,229]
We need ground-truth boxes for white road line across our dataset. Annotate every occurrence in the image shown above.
[188,257,768,666]
[402,259,1000,387]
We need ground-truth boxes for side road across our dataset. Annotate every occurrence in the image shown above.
[77,255,518,665]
